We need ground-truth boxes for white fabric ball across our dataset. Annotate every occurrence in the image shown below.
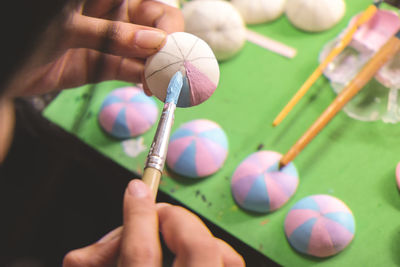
[285,0,346,32]
[231,0,286,25]
[183,0,246,61]
[144,32,220,107]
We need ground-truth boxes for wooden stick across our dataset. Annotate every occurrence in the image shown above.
[273,4,379,127]
[142,168,162,200]
[280,32,400,167]
[246,29,297,59]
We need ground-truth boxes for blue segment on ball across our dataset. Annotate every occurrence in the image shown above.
[289,218,317,254]
[173,140,198,177]
[111,108,130,138]
[199,129,229,149]
[243,175,270,212]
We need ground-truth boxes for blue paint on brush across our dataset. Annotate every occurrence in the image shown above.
[165,71,184,104]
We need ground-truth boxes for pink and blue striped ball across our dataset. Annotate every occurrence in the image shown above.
[166,119,228,178]
[231,151,299,213]
[284,194,355,258]
[98,86,158,139]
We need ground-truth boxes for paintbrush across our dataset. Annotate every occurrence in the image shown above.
[279,30,400,168]
[142,71,183,199]
[273,0,384,127]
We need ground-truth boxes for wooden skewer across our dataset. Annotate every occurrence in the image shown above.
[280,31,400,168]
[273,3,380,127]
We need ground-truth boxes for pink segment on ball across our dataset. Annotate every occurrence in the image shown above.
[167,136,195,167]
[256,151,281,167]
[270,171,298,197]
[113,87,137,101]
[182,119,217,132]
[322,218,354,251]
[284,209,320,237]
[125,106,150,136]
[308,219,337,257]
[266,178,292,211]
[134,103,158,124]
[198,138,227,165]
[314,195,351,214]
[184,61,216,106]
[195,140,220,177]
[99,103,126,131]
[231,160,259,185]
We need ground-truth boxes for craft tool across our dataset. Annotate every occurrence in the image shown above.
[273,0,383,126]
[142,71,183,199]
[279,29,400,168]
[246,29,297,59]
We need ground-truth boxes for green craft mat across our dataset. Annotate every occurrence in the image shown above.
[43,1,400,266]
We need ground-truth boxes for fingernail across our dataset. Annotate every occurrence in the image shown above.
[128,179,149,198]
[97,226,122,243]
[135,30,166,49]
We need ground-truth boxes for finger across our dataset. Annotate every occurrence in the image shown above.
[63,227,122,267]
[81,50,145,84]
[119,179,162,267]
[215,239,246,267]
[65,13,167,58]
[157,204,222,267]
[129,0,184,33]
[37,49,145,93]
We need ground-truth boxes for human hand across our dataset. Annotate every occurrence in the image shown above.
[63,179,245,267]
[8,0,183,97]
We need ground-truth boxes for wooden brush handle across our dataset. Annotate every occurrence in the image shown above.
[142,167,162,200]
[280,34,400,167]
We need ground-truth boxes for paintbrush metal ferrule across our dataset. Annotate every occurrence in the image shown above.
[145,102,176,172]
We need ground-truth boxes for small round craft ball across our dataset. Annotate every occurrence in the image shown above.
[166,119,228,178]
[231,151,299,213]
[144,32,220,108]
[98,86,158,139]
[182,0,246,61]
[284,194,356,258]
[231,0,286,25]
[285,0,346,32]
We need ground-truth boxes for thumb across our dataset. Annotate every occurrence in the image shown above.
[65,13,167,58]
[119,179,162,266]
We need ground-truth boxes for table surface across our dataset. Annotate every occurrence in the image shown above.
[44,1,400,266]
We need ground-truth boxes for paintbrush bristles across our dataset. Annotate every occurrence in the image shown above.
[165,71,184,104]
[280,33,400,167]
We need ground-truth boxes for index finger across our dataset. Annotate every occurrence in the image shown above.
[119,179,162,267]
[129,0,184,33]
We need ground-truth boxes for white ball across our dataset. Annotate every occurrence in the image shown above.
[231,0,286,25]
[144,32,220,107]
[182,0,246,61]
[285,0,346,32]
